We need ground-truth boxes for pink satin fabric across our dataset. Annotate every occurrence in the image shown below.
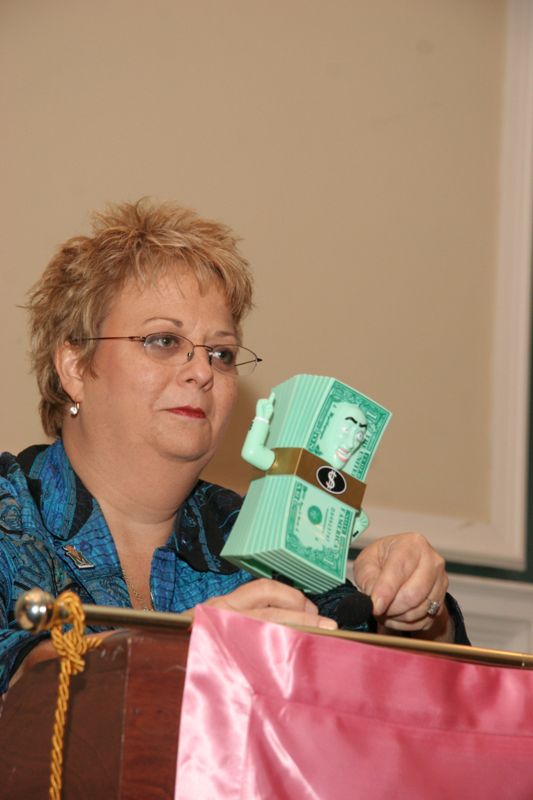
[176,606,533,799]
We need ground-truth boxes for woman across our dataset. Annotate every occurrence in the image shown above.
[0,199,466,692]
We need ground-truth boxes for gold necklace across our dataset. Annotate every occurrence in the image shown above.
[122,569,154,612]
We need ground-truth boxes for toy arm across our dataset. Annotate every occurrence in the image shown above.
[241,392,276,471]
[350,509,369,543]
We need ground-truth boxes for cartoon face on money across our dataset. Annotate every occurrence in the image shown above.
[318,402,367,470]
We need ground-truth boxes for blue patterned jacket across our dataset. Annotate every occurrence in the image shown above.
[0,441,367,692]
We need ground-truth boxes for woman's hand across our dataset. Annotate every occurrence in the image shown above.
[204,578,337,630]
[353,532,454,642]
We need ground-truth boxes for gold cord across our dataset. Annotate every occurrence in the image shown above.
[48,590,101,800]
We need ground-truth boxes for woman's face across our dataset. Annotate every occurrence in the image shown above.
[69,269,239,468]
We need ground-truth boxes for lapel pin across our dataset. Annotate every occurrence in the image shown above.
[63,545,95,569]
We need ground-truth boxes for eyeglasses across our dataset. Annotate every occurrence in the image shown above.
[70,333,263,377]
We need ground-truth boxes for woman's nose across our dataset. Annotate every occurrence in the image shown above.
[181,346,215,383]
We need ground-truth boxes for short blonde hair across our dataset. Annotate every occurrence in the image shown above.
[27,198,254,438]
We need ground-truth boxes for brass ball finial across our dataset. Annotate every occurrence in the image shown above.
[15,588,56,632]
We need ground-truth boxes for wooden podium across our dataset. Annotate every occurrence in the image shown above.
[0,627,190,800]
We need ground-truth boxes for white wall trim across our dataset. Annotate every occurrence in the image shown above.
[362,0,533,571]
[489,0,533,567]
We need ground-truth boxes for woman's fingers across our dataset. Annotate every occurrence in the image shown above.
[204,579,337,630]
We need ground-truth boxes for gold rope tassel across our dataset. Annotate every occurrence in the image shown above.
[48,591,102,800]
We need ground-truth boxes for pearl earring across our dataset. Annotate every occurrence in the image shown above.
[69,402,80,417]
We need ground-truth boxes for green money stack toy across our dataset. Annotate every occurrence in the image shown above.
[221,374,391,593]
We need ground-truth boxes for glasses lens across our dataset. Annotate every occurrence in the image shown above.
[210,345,238,372]
[211,346,258,376]
[143,333,190,362]
[142,334,260,376]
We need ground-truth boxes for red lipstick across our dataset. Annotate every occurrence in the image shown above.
[168,406,206,419]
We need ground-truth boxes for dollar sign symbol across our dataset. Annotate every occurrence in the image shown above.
[326,469,337,490]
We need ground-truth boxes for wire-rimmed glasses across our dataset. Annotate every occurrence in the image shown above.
[70,332,262,377]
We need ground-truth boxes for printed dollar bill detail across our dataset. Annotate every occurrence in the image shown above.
[285,479,352,580]
[307,380,391,480]
[266,375,330,449]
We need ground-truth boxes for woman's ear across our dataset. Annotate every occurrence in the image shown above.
[54,342,86,403]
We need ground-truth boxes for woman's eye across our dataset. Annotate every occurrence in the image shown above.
[213,347,237,365]
[147,334,181,349]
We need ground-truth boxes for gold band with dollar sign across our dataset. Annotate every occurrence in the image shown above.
[252,446,366,510]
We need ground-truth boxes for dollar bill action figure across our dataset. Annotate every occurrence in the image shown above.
[221,375,391,592]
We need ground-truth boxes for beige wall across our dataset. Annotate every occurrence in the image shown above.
[1,1,506,524]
